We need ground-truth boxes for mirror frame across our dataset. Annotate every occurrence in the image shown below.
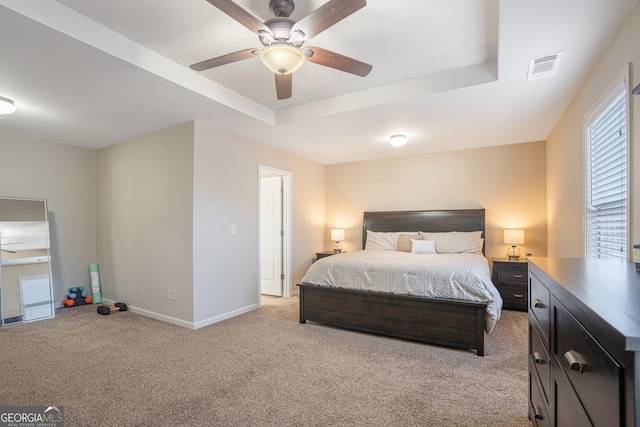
[0,197,53,326]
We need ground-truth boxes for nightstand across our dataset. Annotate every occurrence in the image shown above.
[491,258,528,311]
[315,251,336,262]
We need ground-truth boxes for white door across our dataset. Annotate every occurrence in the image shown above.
[260,175,283,296]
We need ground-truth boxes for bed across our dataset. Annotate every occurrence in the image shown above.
[297,209,502,356]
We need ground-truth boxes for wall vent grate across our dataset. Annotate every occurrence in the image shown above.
[20,274,53,322]
[528,52,563,80]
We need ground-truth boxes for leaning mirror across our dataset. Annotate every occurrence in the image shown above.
[0,197,54,326]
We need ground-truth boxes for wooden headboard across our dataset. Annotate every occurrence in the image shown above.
[362,209,486,253]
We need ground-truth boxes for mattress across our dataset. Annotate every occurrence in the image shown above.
[300,250,503,333]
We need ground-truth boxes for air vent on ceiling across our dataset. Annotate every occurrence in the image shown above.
[528,52,563,81]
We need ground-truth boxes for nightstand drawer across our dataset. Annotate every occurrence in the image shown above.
[491,259,528,311]
[498,284,528,310]
[315,251,335,261]
[497,266,527,285]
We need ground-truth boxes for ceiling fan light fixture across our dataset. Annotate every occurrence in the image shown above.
[260,44,306,75]
[0,97,16,115]
[389,134,408,147]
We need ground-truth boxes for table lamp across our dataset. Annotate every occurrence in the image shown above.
[331,229,345,253]
[504,229,524,260]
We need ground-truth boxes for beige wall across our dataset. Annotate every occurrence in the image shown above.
[0,134,97,304]
[192,121,325,326]
[97,122,195,324]
[325,141,547,261]
[95,121,325,328]
[546,2,640,257]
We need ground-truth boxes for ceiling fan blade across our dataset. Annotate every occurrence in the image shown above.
[1,241,23,253]
[205,0,271,34]
[191,48,260,71]
[305,47,372,77]
[292,0,366,39]
[275,73,292,100]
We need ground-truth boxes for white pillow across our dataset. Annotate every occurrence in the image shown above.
[364,230,419,251]
[396,233,421,252]
[419,231,483,254]
[411,239,437,254]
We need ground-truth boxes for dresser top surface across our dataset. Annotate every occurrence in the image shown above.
[528,257,640,351]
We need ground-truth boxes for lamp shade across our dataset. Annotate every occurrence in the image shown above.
[260,44,306,75]
[504,229,524,245]
[331,229,345,242]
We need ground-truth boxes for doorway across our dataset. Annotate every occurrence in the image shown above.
[259,166,292,300]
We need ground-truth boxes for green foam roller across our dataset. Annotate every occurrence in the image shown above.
[89,263,102,304]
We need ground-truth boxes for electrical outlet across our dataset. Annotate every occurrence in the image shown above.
[168,289,173,300]
[172,289,178,301]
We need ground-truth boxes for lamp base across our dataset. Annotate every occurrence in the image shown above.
[507,245,521,261]
[333,249,342,254]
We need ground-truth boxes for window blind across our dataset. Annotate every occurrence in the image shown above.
[585,86,627,260]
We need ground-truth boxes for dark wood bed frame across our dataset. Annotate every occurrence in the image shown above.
[298,209,488,356]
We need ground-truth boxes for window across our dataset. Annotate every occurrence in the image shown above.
[584,67,629,260]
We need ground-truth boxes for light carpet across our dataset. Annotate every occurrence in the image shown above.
[0,296,530,426]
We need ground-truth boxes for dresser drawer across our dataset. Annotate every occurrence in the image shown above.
[529,272,550,343]
[554,299,621,427]
[530,322,551,404]
[553,366,592,427]
[497,266,527,285]
[529,370,551,427]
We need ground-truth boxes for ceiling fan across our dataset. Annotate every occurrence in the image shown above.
[191,0,373,100]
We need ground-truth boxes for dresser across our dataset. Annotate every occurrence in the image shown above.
[491,258,528,310]
[527,257,640,427]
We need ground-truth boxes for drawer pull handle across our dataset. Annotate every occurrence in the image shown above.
[534,298,543,308]
[533,352,544,364]
[513,274,524,279]
[513,294,523,298]
[532,405,543,420]
[564,350,584,373]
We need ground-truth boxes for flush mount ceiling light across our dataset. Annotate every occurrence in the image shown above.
[259,44,306,75]
[389,134,408,147]
[0,97,16,114]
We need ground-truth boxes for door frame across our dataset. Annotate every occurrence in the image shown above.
[258,165,292,302]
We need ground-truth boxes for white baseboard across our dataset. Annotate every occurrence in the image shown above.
[101,298,194,329]
[193,304,259,330]
[101,298,259,330]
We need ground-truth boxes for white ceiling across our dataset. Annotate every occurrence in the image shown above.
[0,0,636,164]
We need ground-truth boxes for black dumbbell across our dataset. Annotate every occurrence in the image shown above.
[97,302,128,315]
